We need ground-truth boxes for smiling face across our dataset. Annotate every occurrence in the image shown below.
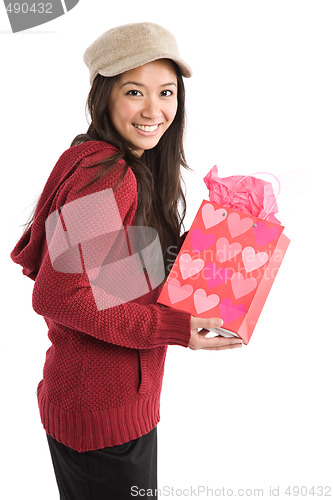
[108,59,178,156]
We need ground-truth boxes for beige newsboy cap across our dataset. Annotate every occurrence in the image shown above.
[84,22,192,85]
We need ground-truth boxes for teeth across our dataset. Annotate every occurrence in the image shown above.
[134,124,159,132]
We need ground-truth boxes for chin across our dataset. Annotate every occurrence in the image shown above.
[136,140,160,152]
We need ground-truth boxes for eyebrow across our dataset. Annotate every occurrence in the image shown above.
[120,81,177,88]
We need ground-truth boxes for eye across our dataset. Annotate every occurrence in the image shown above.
[160,90,174,97]
[126,90,143,97]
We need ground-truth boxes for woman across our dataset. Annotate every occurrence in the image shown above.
[11,22,242,500]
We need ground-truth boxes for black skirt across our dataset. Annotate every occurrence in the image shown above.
[46,426,158,500]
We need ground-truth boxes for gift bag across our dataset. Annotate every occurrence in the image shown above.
[157,167,290,344]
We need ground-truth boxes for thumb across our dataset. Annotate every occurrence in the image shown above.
[191,316,223,330]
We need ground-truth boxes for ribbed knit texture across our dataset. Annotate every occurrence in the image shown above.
[11,140,191,452]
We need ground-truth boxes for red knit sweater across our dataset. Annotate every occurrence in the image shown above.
[11,140,191,452]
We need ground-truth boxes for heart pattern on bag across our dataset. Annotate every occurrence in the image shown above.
[216,237,242,263]
[179,253,205,280]
[194,288,220,314]
[220,299,247,323]
[202,203,227,229]
[242,247,269,273]
[160,200,283,328]
[231,272,257,299]
[190,228,216,251]
[253,221,280,247]
[167,279,193,304]
[227,212,253,238]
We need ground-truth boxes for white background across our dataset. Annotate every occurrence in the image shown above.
[1,1,333,498]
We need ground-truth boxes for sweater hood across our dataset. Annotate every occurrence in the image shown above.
[11,141,116,280]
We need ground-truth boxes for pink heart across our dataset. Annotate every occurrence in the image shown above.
[179,253,205,280]
[227,212,253,238]
[231,272,257,299]
[202,203,227,229]
[193,288,220,314]
[216,237,242,263]
[242,246,269,273]
[190,228,216,252]
[204,262,232,289]
[220,299,246,325]
[254,221,281,247]
[167,279,193,304]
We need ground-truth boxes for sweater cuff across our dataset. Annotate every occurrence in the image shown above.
[151,306,191,348]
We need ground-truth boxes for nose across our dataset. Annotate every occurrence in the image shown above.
[141,96,162,121]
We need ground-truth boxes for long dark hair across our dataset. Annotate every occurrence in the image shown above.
[70,60,192,273]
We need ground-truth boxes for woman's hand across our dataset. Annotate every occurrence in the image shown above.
[189,316,243,351]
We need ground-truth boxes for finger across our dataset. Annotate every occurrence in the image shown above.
[189,342,242,351]
[192,317,223,330]
[201,343,243,351]
[196,335,242,350]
